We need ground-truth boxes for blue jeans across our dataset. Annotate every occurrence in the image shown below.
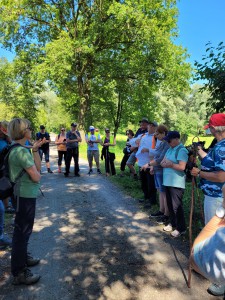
[0,200,4,237]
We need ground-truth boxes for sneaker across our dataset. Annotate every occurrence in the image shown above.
[12,268,41,285]
[138,199,145,203]
[88,169,93,175]
[170,229,186,238]
[5,206,15,214]
[74,174,80,177]
[64,172,69,177]
[207,283,225,296]
[97,169,102,175]
[47,169,53,173]
[156,215,169,225]
[163,223,173,232]
[0,235,12,247]
[150,211,164,218]
[26,253,40,267]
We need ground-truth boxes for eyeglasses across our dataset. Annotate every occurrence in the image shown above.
[26,127,33,131]
[61,129,65,131]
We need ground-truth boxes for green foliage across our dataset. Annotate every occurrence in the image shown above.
[0,0,191,131]
[195,42,225,113]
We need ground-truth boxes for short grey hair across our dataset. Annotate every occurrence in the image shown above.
[8,118,30,140]
[214,126,225,133]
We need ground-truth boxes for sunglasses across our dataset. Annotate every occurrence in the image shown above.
[61,129,65,131]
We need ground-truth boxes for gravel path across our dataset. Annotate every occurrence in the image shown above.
[0,145,221,300]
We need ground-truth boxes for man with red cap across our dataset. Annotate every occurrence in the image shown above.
[191,112,225,296]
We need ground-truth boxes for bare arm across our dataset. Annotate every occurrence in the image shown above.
[191,167,225,183]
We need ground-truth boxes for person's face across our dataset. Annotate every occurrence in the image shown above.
[105,130,110,135]
[61,128,65,133]
[141,121,148,130]
[71,126,76,131]
[40,128,45,133]
[148,124,157,134]
[168,138,179,148]
[155,131,165,141]
[90,129,95,134]
[25,125,33,139]
[209,126,216,137]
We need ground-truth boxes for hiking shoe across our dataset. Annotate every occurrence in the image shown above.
[97,169,102,174]
[12,268,41,285]
[26,254,40,267]
[47,169,53,173]
[207,283,225,296]
[156,215,169,225]
[170,229,186,238]
[64,172,69,177]
[74,174,80,177]
[150,211,164,218]
[163,223,173,232]
[0,235,12,247]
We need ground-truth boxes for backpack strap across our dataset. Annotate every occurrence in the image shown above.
[174,144,185,161]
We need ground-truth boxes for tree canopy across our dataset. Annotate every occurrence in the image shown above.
[194,42,225,114]
[0,0,191,131]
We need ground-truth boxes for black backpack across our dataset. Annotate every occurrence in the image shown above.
[0,144,25,199]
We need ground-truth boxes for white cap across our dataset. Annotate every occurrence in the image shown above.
[89,126,95,130]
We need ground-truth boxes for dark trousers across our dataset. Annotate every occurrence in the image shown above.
[104,151,116,175]
[165,186,186,232]
[65,148,79,175]
[139,169,157,203]
[58,150,67,166]
[120,154,130,171]
[11,197,36,276]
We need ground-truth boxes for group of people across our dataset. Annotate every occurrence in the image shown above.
[0,112,225,295]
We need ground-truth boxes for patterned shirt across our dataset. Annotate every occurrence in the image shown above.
[199,139,225,198]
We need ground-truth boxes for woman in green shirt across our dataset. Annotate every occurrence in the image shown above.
[8,118,43,285]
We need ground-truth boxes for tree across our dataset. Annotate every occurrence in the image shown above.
[0,0,191,130]
[194,42,225,113]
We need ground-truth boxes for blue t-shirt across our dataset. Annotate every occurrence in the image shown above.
[199,139,225,198]
[85,133,101,151]
[163,143,188,189]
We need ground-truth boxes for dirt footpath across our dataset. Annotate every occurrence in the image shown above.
[0,145,222,300]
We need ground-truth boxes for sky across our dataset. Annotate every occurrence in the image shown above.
[0,0,225,67]
[176,0,225,65]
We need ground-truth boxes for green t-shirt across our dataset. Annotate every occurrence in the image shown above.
[9,146,40,198]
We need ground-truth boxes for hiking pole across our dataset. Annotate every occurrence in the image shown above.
[187,137,199,288]
[187,175,195,288]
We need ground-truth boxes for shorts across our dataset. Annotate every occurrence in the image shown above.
[39,148,50,162]
[126,151,136,165]
[154,173,165,192]
[87,150,99,164]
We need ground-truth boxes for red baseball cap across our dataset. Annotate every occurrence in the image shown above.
[204,113,225,129]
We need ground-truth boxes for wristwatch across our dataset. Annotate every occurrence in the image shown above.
[215,206,225,219]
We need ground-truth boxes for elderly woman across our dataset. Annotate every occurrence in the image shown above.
[160,131,188,238]
[142,124,170,224]
[8,118,43,285]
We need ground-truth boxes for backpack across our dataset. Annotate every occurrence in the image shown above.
[0,144,25,199]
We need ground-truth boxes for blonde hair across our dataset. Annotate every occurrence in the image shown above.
[8,118,30,140]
